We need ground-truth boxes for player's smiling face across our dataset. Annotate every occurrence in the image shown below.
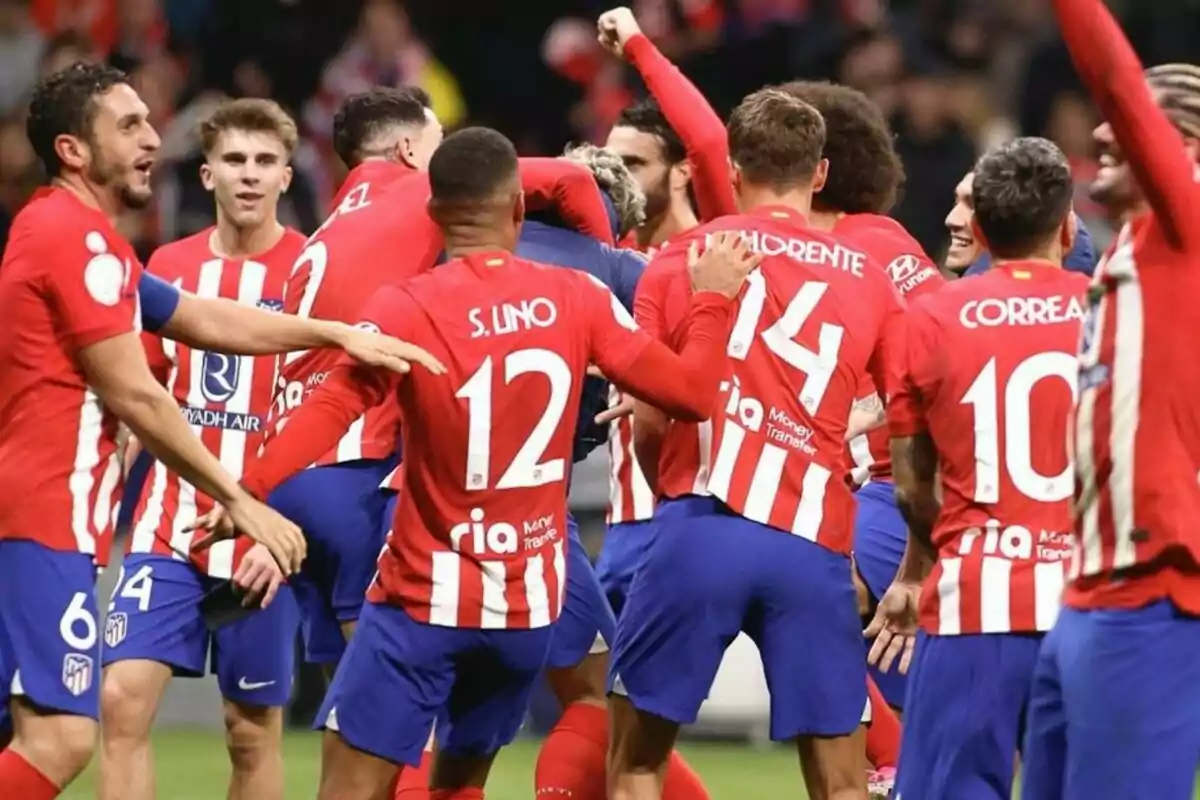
[1090,119,1140,213]
[944,171,980,270]
[407,107,444,171]
[202,129,293,229]
[87,82,160,210]
[606,125,672,224]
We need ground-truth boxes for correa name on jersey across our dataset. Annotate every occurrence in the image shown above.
[959,294,1086,329]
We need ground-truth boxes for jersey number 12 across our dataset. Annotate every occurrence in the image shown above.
[457,348,572,491]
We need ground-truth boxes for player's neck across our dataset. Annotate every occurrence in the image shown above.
[443,225,516,260]
[52,175,123,223]
[736,186,814,221]
[640,203,697,248]
[210,217,285,259]
[806,208,845,232]
[992,254,1062,270]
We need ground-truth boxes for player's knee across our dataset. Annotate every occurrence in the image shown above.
[99,666,158,741]
[223,703,282,771]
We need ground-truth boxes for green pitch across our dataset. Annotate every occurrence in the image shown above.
[61,729,806,799]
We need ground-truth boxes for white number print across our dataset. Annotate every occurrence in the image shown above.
[59,592,98,651]
[726,271,845,415]
[961,353,1078,504]
[283,241,329,365]
[457,348,572,491]
[117,564,155,613]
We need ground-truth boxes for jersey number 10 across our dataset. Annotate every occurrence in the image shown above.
[960,352,1078,504]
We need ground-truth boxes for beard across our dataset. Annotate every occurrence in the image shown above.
[640,171,672,229]
[87,145,152,210]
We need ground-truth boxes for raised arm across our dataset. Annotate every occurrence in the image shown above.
[600,8,738,221]
[1052,0,1199,247]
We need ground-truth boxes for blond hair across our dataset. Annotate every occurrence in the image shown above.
[562,143,646,237]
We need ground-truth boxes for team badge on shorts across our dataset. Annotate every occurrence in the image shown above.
[105,612,128,648]
[62,653,94,697]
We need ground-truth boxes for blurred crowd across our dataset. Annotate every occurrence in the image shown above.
[1,0,1198,261]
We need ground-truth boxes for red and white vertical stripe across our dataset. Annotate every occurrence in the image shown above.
[923,552,1067,634]
[1072,225,1142,581]
[607,387,655,524]
[128,258,279,578]
[371,534,568,630]
[705,416,843,548]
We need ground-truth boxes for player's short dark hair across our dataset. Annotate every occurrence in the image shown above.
[428,126,518,204]
[26,61,129,177]
[775,80,902,214]
[199,98,298,157]
[332,86,432,169]
[613,98,686,165]
[727,88,826,188]
[971,137,1073,259]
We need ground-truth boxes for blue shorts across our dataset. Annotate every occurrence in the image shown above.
[0,540,101,719]
[1021,600,1200,800]
[595,519,654,617]
[545,515,617,670]
[852,480,908,708]
[316,600,552,766]
[101,554,299,707]
[609,496,866,740]
[268,457,397,663]
[897,631,1041,800]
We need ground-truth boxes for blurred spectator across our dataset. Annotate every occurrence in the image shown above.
[0,113,39,250]
[0,0,44,116]
[305,0,465,181]
[889,62,976,260]
[1043,89,1108,248]
[30,0,116,53]
[107,0,165,70]
[39,28,99,76]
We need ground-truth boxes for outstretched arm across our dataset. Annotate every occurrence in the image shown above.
[1052,0,1199,247]
[519,158,616,244]
[242,364,393,498]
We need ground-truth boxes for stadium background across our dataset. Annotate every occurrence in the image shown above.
[1,0,1196,796]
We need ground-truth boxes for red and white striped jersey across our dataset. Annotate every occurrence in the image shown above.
[243,252,739,629]
[835,214,944,486]
[640,206,903,553]
[268,161,443,466]
[888,261,1087,634]
[0,188,145,559]
[1051,0,1200,614]
[606,385,656,523]
[127,228,304,579]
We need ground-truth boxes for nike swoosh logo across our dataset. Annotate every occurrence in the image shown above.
[238,678,276,691]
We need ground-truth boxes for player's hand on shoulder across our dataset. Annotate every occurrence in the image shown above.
[687,231,761,299]
[233,543,285,608]
[339,323,447,376]
[598,7,642,57]
[864,578,921,675]
[189,494,306,576]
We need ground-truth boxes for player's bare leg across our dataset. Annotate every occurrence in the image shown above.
[388,730,434,798]
[4,697,98,792]
[97,659,173,800]
[318,730,398,800]
[795,728,869,800]
[608,694,680,800]
[430,746,498,798]
[340,620,359,643]
[223,700,285,800]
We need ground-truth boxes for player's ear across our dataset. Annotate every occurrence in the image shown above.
[1062,208,1078,252]
[970,217,990,254]
[280,164,293,194]
[811,158,829,195]
[53,133,89,173]
[199,161,215,192]
[399,135,419,169]
[513,190,526,226]
[671,160,692,192]
[729,160,743,207]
